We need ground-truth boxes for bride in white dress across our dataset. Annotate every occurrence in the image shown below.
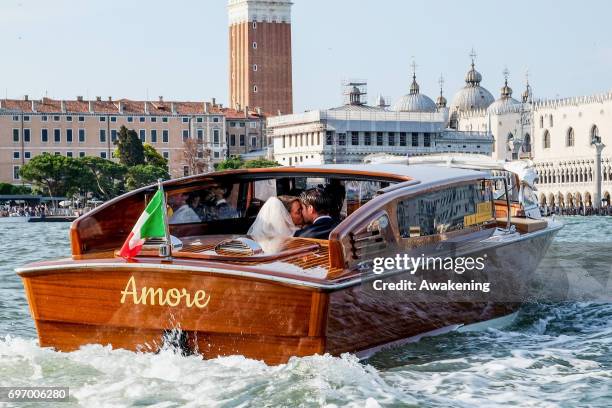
[247,196,299,253]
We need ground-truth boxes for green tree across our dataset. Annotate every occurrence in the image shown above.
[242,158,280,169]
[19,153,83,198]
[143,143,169,171]
[0,183,31,195]
[215,156,279,170]
[215,156,245,170]
[78,156,127,200]
[126,165,169,191]
[114,126,144,166]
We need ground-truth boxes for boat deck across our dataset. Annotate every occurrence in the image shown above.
[18,235,351,288]
[173,236,345,279]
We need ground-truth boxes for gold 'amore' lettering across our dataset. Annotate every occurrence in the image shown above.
[120,276,211,308]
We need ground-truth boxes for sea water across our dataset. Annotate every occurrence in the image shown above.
[0,217,611,407]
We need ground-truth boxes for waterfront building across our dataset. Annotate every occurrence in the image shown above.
[0,96,266,184]
[228,0,293,115]
[267,80,493,166]
[530,95,611,208]
[457,88,612,209]
[225,107,267,158]
[449,54,611,209]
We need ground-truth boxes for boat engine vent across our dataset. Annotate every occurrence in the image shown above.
[214,237,263,257]
[143,236,183,252]
[349,213,390,260]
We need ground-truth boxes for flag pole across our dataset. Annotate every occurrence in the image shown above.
[158,178,172,259]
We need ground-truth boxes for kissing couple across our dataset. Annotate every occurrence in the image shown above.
[247,187,340,253]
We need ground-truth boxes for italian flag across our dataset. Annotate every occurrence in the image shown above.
[119,189,166,259]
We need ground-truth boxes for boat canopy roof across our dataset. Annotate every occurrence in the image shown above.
[162,164,488,190]
[363,154,537,189]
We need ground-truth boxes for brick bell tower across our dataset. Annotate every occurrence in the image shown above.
[228,0,293,115]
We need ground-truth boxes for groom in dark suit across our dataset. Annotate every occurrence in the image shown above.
[294,187,340,240]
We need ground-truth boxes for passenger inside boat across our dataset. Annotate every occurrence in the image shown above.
[163,175,390,253]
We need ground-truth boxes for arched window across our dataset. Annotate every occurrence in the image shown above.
[591,125,600,144]
[566,127,575,147]
[549,115,554,127]
[543,130,551,149]
[540,116,544,128]
[523,133,531,153]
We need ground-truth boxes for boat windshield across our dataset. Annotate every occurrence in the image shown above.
[492,173,519,202]
[166,175,392,237]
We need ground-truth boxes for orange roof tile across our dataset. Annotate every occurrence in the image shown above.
[0,97,267,118]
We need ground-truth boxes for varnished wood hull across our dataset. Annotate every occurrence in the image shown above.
[326,226,558,355]
[21,267,327,365]
[19,226,560,364]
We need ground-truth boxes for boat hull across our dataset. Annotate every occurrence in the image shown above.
[326,225,560,355]
[19,224,561,364]
[21,267,327,364]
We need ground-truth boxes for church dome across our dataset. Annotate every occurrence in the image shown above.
[465,66,483,85]
[450,61,494,112]
[393,74,437,113]
[486,78,521,114]
[436,94,447,108]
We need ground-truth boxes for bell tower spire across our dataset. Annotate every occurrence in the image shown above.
[228,0,294,115]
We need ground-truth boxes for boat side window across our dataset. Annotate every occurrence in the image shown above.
[254,179,277,202]
[344,180,385,217]
[279,177,389,219]
[492,172,518,202]
[245,179,278,218]
[168,182,241,225]
[520,184,538,208]
[397,181,494,238]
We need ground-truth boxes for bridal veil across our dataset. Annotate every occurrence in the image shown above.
[247,196,298,253]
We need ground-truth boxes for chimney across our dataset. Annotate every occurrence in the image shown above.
[212,97,216,107]
[77,96,83,102]
[256,107,262,115]
[0,100,3,109]
[144,101,149,114]
[61,100,66,113]
[88,100,94,113]
[96,96,102,102]
[108,96,112,102]
[219,104,223,108]
[159,96,163,102]
[277,110,282,116]
[118,101,124,114]
[171,102,177,115]
[24,95,29,101]
[204,102,209,113]
[236,102,241,112]
[31,100,36,112]
[244,105,249,118]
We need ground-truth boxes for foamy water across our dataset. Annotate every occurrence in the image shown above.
[1,217,611,407]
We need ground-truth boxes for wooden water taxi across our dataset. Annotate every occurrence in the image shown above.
[17,164,562,364]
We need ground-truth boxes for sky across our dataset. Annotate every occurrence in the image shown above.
[2,0,612,112]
